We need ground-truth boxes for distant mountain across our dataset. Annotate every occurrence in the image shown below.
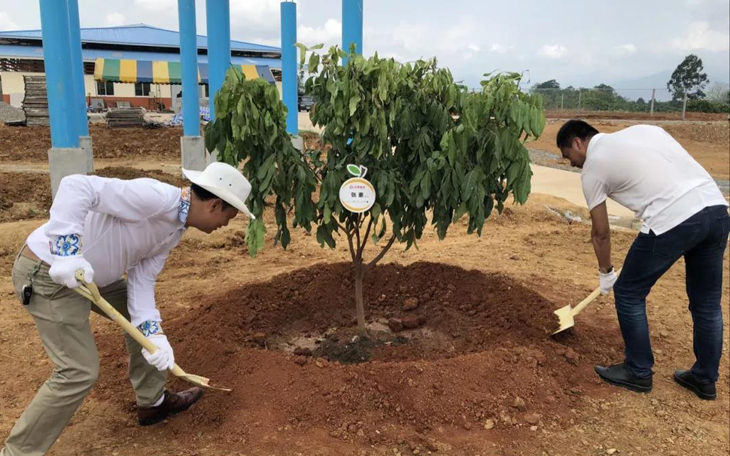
[611,70,675,101]
[611,69,728,101]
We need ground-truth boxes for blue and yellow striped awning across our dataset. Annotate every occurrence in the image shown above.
[93,58,275,85]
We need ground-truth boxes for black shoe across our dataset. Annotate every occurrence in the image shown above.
[137,387,203,426]
[673,370,716,400]
[594,363,653,393]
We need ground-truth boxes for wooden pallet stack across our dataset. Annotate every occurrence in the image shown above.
[106,107,146,128]
[22,76,49,127]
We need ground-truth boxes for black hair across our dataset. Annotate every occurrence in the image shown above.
[556,120,599,149]
[190,183,233,210]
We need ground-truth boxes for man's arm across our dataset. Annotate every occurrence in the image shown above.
[126,250,171,328]
[127,250,176,371]
[590,201,612,271]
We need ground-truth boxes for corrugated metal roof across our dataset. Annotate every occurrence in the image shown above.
[0,44,281,68]
[0,24,280,53]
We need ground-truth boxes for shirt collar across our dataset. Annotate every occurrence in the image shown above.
[178,187,191,226]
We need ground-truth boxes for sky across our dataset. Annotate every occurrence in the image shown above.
[1,0,728,95]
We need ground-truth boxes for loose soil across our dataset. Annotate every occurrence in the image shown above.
[529,119,730,180]
[0,124,182,162]
[546,110,728,122]
[0,118,728,455]
[0,167,185,223]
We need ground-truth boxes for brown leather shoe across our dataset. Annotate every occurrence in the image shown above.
[137,387,203,426]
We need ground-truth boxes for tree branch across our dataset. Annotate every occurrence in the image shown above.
[357,218,373,260]
[366,234,396,270]
[345,225,357,262]
[354,215,361,258]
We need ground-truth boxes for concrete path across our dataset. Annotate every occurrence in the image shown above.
[530,164,635,218]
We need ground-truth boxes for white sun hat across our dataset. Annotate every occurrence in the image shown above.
[182,162,255,219]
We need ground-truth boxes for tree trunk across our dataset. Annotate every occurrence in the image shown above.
[354,259,367,336]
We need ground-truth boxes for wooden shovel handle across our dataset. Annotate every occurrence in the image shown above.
[571,268,622,317]
[73,270,189,379]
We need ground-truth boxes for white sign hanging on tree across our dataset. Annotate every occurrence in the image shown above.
[339,165,376,213]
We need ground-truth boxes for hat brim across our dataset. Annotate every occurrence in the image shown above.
[183,168,256,219]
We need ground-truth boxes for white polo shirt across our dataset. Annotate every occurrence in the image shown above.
[581,125,727,235]
[26,175,187,327]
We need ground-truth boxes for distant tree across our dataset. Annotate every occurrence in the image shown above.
[636,97,646,105]
[533,79,560,90]
[593,83,616,94]
[706,82,730,103]
[667,54,709,101]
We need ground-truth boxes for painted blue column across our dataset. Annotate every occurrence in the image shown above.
[67,0,88,137]
[206,0,231,122]
[178,0,200,136]
[39,0,77,148]
[342,0,363,64]
[281,1,298,135]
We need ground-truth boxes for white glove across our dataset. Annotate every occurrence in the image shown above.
[142,334,175,371]
[599,270,618,295]
[48,255,94,289]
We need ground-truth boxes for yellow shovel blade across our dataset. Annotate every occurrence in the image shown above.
[176,372,232,392]
[552,304,575,335]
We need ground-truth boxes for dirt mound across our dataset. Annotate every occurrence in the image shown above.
[92,261,624,449]
[546,110,728,121]
[0,167,185,222]
[0,124,183,162]
[664,122,729,146]
[94,166,186,187]
[0,172,52,222]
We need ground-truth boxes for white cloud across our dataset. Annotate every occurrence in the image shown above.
[0,11,19,30]
[612,43,638,56]
[106,12,126,27]
[467,44,481,52]
[298,18,341,47]
[671,21,730,52]
[133,0,175,12]
[230,0,281,28]
[490,43,514,54]
[462,52,474,60]
[538,44,568,59]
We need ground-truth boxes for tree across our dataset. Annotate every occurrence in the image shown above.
[667,54,709,101]
[530,80,561,109]
[205,46,545,336]
[533,79,560,90]
[706,82,730,103]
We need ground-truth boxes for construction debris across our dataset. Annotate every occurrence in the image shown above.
[106,107,146,128]
[22,76,49,127]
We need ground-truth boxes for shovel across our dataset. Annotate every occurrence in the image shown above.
[552,268,621,335]
[73,269,232,392]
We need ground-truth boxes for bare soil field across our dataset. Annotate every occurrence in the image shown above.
[0,119,728,455]
[529,119,730,180]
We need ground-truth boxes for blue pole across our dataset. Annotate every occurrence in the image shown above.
[281,1,298,135]
[206,0,231,122]
[39,0,77,148]
[179,0,200,137]
[342,0,363,64]
[66,0,87,137]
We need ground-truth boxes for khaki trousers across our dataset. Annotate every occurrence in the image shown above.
[1,253,166,456]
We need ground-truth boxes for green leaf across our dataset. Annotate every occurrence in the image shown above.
[461,170,479,202]
[349,96,359,116]
[347,164,361,176]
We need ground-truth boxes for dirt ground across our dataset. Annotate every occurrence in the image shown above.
[0,119,729,455]
[529,119,730,181]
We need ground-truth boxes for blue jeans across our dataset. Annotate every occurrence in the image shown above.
[613,205,730,382]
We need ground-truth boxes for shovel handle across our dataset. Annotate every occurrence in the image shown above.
[571,268,622,317]
[72,270,227,389]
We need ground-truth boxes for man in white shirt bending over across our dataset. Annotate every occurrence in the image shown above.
[2,162,255,456]
[557,119,729,400]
